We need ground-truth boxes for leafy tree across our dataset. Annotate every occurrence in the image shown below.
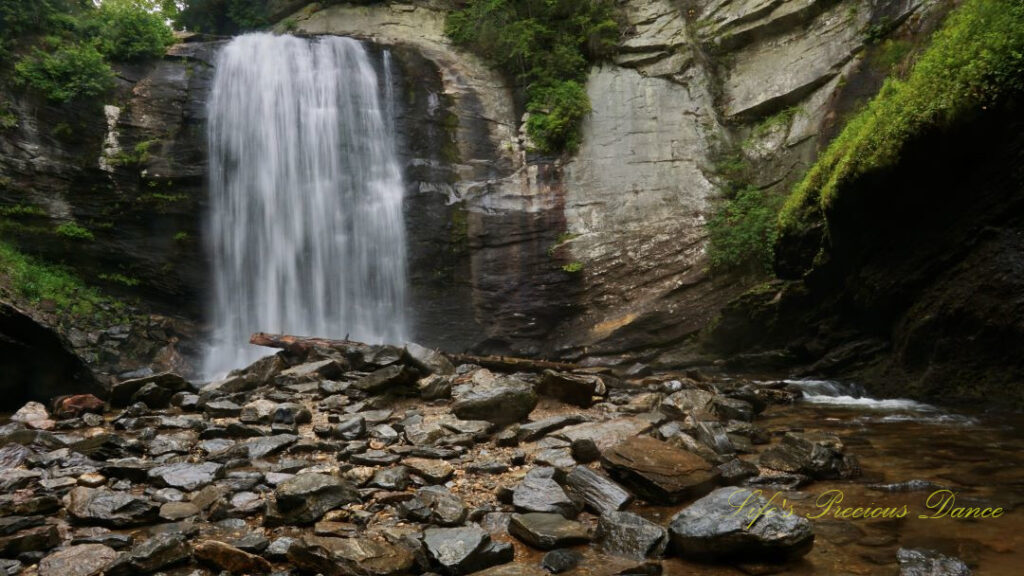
[88,0,176,62]
[14,41,115,102]
[446,0,620,154]
[175,0,268,34]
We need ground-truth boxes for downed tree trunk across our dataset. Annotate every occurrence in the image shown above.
[249,332,585,374]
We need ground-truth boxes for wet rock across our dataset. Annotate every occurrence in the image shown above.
[193,539,273,573]
[712,396,755,422]
[556,418,652,454]
[352,449,402,466]
[660,389,715,420]
[422,524,514,575]
[332,536,417,576]
[279,359,344,381]
[538,371,602,407]
[716,458,760,485]
[66,487,158,526]
[601,436,718,504]
[0,516,45,536]
[868,480,948,493]
[404,457,455,483]
[695,422,735,456]
[159,501,199,521]
[563,465,633,515]
[668,487,814,561]
[397,486,468,526]
[897,548,971,576]
[241,433,298,458]
[0,560,19,576]
[355,364,415,394]
[110,372,189,407]
[518,415,587,442]
[418,374,453,399]
[129,532,189,572]
[0,524,59,556]
[451,375,537,425]
[148,461,223,491]
[509,513,590,550]
[130,382,175,409]
[205,400,242,417]
[38,543,117,576]
[511,467,581,518]
[759,432,860,480]
[201,376,256,396]
[370,466,412,490]
[541,549,582,573]
[0,444,32,468]
[52,395,105,420]
[405,342,455,375]
[11,401,54,430]
[0,468,41,490]
[595,511,668,559]
[472,564,547,576]
[147,431,197,456]
[265,473,360,525]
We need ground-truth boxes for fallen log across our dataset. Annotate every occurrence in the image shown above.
[249,332,585,374]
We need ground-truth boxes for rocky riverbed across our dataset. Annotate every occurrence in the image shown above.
[0,341,1017,575]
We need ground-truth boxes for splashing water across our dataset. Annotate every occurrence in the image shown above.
[204,33,407,376]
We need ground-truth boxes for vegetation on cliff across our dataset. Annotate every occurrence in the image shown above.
[779,0,1024,235]
[445,0,620,154]
[1,0,174,102]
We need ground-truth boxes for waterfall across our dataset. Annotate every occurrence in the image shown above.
[204,33,408,376]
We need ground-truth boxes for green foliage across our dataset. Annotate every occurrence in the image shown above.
[99,272,140,287]
[779,0,1024,233]
[562,261,584,273]
[55,222,94,240]
[108,139,157,166]
[446,0,620,154]
[874,39,914,72]
[708,185,782,273]
[175,0,269,34]
[0,204,46,217]
[14,41,115,102]
[526,80,591,153]
[0,240,118,317]
[173,231,190,242]
[749,106,799,140]
[89,0,175,62]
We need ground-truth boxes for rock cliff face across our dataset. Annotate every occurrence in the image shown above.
[0,0,956,379]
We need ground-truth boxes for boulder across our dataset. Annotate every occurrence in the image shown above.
[110,372,189,407]
[595,511,668,559]
[897,548,972,576]
[538,371,602,407]
[38,543,117,576]
[0,524,60,556]
[422,524,514,575]
[451,376,537,425]
[668,487,814,561]
[404,342,455,375]
[563,465,633,515]
[512,467,581,517]
[601,436,718,504]
[508,513,590,550]
[404,457,455,483]
[278,359,344,381]
[397,486,467,526]
[148,461,224,491]
[66,487,158,527]
[11,401,54,430]
[660,389,715,420]
[759,432,860,479]
[193,539,273,573]
[266,473,360,525]
[518,415,587,442]
[541,549,582,574]
[355,364,415,394]
[555,418,652,453]
[129,533,189,572]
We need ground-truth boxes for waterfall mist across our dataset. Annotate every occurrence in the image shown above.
[204,33,408,376]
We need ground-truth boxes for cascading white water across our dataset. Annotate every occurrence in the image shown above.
[204,33,408,376]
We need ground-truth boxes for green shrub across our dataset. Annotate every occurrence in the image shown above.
[99,272,140,287]
[55,222,94,240]
[446,0,620,154]
[708,185,783,273]
[14,41,115,102]
[0,240,114,317]
[780,0,1024,233]
[89,0,175,62]
[175,0,269,34]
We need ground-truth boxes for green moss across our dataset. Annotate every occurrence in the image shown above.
[0,204,47,217]
[562,261,584,273]
[139,192,187,203]
[445,0,620,154]
[55,222,94,240]
[107,139,157,167]
[779,0,1024,234]
[874,39,914,72]
[98,272,140,287]
[173,231,190,242]
[0,240,122,319]
[749,106,799,140]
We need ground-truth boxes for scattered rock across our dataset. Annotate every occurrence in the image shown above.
[422,524,514,575]
[897,548,972,576]
[601,436,718,504]
[538,371,602,407]
[509,513,590,550]
[668,487,814,561]
[66,487,158,526]
[451,374,537,425]
[513,467,581,517]
[595,511,668,559]
[38,543,117,576]
[266,473,361,525]
[759,432,860,479]
[405,342,455,375]
[563,465,633,515]
[148,461,224,491]
[541,549,583,573]
[52,394,105,419]
[129,532,189,572]
[193,539,273,573]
